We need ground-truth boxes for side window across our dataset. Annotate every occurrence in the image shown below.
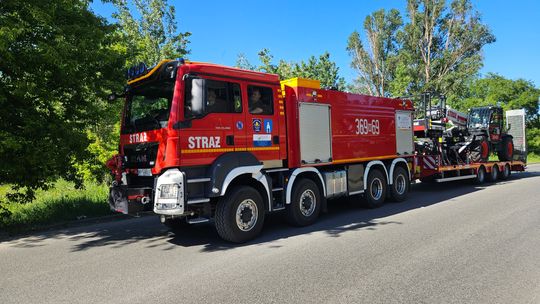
[491,113,501,125]
[206,79,242,114]
[184,78,242,118]
[248,85,274,115]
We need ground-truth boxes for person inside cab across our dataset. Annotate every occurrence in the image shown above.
[249,87,271,114]
[206,88,227,113]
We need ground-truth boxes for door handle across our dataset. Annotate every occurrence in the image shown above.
[273,135,279,144]
[226,135,234,146]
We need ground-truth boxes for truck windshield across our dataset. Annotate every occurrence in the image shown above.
[468,108,490,129]
[122,81,174,133]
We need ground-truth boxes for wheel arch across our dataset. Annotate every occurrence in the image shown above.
[388,158,411,185]
[209,152,261,197]
[221,172,271,211]
[285,167,326,205]
[363,161,389,190]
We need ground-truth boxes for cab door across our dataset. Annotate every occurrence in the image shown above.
[180,77,244,166]
[243,83,283,167]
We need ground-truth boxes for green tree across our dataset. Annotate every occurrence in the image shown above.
[0,0,124,202]
[112,0,191,66]
[77,0,192,183]
[396,0,495,99]
[293,53,347,90]
[235,53,255,71]
[348,0,495,99]
[237,49,346,90]
[347,9,403,96]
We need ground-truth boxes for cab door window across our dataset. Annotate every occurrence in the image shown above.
[205,80,242,114]
[248,85,273,115]
[184,78,242,118]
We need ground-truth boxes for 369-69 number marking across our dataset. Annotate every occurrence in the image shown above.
[355,118,380,135]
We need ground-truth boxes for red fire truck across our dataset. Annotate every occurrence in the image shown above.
[107,59,526,243]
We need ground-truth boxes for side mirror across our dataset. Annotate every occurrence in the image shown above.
[188,78,206,116]
[507,123,512,131]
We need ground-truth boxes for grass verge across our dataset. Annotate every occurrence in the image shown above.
[527,153,540,164]
[0,180,112,234]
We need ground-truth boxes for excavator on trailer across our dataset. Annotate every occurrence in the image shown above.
[412,92,515,164]
[467,106,514,162]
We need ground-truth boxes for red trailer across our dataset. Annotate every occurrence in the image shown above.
[414,155,526,183]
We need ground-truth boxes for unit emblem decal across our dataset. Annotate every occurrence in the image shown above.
[252,119,262,133]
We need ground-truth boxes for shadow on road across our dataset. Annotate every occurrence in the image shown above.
[3,171,537,253]
[167,173,537,252]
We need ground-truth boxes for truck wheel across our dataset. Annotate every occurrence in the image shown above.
[488,165,499,182]
[364,169,387,208]
[500,163,511,180]
[286,178,321,226]
[389,166,409,202]
[470,137,489,162]
[497,136,514,161]
[215,186,265,243]
[474,166,486,184]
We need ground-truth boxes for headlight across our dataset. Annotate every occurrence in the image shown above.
[159,184,179,199]
[154,169,185,215]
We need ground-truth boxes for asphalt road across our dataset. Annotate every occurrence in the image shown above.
[1,164,540,304]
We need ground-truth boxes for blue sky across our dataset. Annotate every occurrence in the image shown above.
[91,0,540,87]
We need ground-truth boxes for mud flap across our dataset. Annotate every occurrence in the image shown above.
[108,186,128,215]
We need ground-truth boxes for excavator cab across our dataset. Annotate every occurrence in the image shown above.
[467,106,503,141]
[467,106,514,162]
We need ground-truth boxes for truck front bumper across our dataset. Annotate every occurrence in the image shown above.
[108,185,153,215]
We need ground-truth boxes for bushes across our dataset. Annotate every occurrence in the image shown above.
[527,127,540,155]
[0,180,111,233]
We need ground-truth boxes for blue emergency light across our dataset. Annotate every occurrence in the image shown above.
[126,62,147,80]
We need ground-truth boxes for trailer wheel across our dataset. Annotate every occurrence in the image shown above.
[474,166,486,184]
[470,137,489,163]
[286,178,321,226]
[488,165,499,182]
[389,166,409,202]
[497,136,514,161]
[364,169,387,208]
[500,163,511,180]
[215,186,265,243]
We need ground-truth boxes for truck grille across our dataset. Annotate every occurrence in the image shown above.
[126,175,155,188]
[123,142,159,169]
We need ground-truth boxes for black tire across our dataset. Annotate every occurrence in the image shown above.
[286,178,321,226]
[497,136,514,161]
[487,165,499,182]
[470,136,490,163]
[215,186,265,243]
[389,166,409,202]
[163,217,189,230]
[500,163,511,180]
[364,169,387,208]
[474,166,486,184]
